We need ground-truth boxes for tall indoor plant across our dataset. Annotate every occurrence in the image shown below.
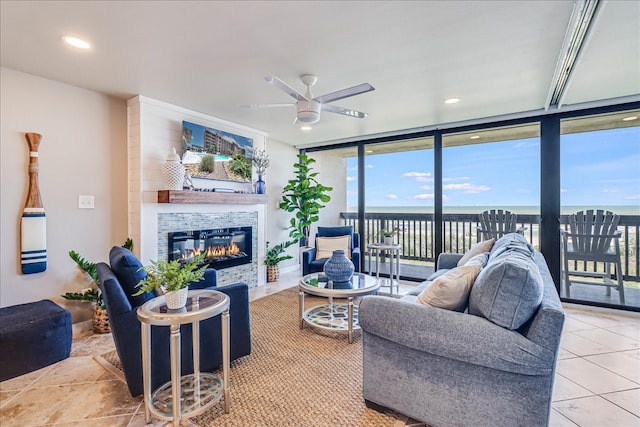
[279,153,333,246]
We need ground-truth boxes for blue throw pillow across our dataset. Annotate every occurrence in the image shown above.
[109,246,154,307]
[469,248,543,330]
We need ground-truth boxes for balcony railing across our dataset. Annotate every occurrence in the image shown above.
[340,212,640,282]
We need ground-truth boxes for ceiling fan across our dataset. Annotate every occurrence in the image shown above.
[247,74,375,124]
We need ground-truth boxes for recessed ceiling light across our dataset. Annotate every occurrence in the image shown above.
[300,125,312,131]
[444,97,460,104]
[469,135,480,139]
[622,116,638,121]
[62,36,91,49]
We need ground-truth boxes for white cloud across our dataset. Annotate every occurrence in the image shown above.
[412,193,434,200]
[420,185,430,190]
[443,176,470,182]
[366,164,373,168]
[602,188,620,193]
[513,141,540,149]
[403,171,431,177]
[386,194,398,200]
[623,194,640,200]
[560,188,568,193]
[442,183,491,193]
[346,176,356,182]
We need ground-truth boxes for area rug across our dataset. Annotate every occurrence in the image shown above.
[96,288,427,426]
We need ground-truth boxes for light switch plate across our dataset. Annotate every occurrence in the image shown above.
[78,195,94,209]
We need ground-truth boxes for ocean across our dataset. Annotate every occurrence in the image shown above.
[346,205,640,215]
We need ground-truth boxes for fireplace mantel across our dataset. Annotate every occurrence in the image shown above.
[158,190,268,205]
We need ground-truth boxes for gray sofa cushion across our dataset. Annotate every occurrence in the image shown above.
[469,234,543,330]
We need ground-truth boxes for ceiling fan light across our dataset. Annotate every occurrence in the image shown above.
[297,112,320,124]
[444,97,461,104]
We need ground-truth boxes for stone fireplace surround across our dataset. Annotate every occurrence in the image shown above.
[158,212,258,286]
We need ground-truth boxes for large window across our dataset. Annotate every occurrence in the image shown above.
[560,110,640,309]
[442,124,540,252]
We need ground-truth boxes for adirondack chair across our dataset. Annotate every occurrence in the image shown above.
[476,209,527,241]
[561,210,625,304]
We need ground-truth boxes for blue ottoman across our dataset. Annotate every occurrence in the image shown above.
[0,300,72,381]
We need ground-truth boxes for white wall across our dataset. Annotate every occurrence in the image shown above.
[264,138,300,269]
[307,150,348,233]
[0,67,128,321]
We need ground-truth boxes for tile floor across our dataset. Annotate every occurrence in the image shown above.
[0,270,639,427]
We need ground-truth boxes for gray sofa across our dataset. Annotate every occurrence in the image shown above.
[359,233,565,427]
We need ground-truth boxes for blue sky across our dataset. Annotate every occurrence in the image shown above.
[346,126,640,210]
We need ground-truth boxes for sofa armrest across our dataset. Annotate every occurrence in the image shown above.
[359,296,555,376]
[352,247,361,272]
[436,253,464,270]
[189,268,217,290]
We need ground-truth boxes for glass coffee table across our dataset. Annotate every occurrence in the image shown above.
[299,272,381,343]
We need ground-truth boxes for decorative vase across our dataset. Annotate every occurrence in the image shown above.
[383,236,394,245]
[165,287,189,310]
[162,147,185,190]
[256,175,266,194]
[92,306,111,334]
[323,249,355,285]
[267,265,279,282]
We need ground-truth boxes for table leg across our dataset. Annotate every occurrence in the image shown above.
[395,250,401,294]
[222,308,230,414]
[348,297,354,343]
[299,290,304,329]
[375,250,380,280]
[193,319,201,407]
[141,323,151,423]
[170,324,181,427]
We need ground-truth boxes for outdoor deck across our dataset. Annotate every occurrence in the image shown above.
[345,211,640,309]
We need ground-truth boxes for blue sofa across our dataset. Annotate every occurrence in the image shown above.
[302,226,361,276]
[359,233,565,427]
[96,246,251,397]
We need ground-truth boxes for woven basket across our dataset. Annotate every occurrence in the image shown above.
[267,265,279,282]
[93,306,111,334]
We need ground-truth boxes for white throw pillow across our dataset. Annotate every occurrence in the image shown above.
[457,239,495,267]
[416,264,482,312]
[315,235,351,260]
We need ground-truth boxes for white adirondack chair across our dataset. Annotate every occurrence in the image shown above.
[561,210,625,304]
[476,209,527,241]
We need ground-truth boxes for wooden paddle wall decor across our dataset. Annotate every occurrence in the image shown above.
[21,132,47,274]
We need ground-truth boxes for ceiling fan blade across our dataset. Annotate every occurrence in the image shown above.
[313,83,375,104]
[322,103,368,119]
[242,103,295,109]
[264,76,309,102]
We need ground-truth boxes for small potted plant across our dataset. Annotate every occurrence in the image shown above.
[252,149,270,194]
[133,254,208,309]
[265,241,294,282]
[62,250,109,333]
[379,228,398,245]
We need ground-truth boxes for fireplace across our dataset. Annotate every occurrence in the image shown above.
[168,226,252,270]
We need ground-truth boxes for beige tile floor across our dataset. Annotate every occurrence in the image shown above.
[1,270,639,427]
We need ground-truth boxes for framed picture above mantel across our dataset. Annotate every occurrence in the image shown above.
[182,121,254,184]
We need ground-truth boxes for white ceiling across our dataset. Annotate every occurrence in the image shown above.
[1,1,638,148]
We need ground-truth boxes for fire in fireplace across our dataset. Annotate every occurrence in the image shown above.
[168,226,252,270]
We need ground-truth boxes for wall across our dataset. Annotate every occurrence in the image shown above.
[0,67,128,321]
[264,138,300,269]
[306,150,348,234]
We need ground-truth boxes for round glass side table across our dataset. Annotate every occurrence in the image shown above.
[137,289,230,427]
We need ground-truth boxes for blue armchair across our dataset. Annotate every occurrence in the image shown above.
[96,246,251,397]
[302,226,361,276]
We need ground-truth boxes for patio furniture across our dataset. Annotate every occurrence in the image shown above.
[477,209,527,240]
[302,226,361,276]
[561,209,625,304]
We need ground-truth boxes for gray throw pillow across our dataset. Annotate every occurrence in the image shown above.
[469,248,543,330]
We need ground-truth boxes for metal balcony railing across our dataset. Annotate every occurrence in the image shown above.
[340,212,639,282]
